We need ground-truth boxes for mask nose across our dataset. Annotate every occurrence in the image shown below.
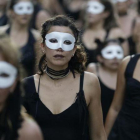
[58,41,63,50]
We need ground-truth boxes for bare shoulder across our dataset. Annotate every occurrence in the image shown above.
[84,71,100,103]
[86,63,97,74]
[0,25,9,34]
[31,29,41,41]
[119,55,131,71]
[18,117,43,140]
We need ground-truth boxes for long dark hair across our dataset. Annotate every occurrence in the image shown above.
[37,15,87,76]
[101,0,118,30]
[0,33,23,140]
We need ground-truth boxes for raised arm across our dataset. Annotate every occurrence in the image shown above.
[84,72,107,140]
[105,56,130,137]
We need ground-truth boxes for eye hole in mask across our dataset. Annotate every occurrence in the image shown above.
[45,32,75,51]
[0,73,9,78]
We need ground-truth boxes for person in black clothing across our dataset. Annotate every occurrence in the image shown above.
[105,54,140,139]
[80,0,128,66]
[87,38,124,124]
[0,33,43,140]
[0,0,41,77]
[23,15,107,140]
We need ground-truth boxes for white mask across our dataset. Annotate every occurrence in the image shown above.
[101,45,124,59]
[87,1,105,15]
[0,61,17,89]
[45,32,75,51]
[14,1,34,15]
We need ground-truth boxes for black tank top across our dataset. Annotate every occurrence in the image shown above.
[0,14,8,26]
[23,73,89,140]
[109,54,140,140]
[95,65,115,123]
[6,27,36,76]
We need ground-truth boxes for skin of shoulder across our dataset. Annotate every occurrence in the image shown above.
[84,71,101,104]
[18,117,43,140]
[86,63,97,74]
[0,24,9,34]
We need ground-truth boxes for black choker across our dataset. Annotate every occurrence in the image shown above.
[46,66,70,80]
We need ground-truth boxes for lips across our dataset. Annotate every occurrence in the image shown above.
[54,54,64,58]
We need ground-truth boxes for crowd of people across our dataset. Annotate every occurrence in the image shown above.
[0,0,140,140]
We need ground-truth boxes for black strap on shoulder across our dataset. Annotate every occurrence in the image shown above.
[80,72,84,91]
[37,75,41,94]
[125,54,140,78]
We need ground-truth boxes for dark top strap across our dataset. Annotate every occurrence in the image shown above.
[125,54,140,78]
[80,72,84,92]
[104,29,110,41]
[37,75,41,95]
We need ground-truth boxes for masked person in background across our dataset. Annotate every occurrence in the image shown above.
[105,46,140,139]
[0,0,40,77]
[23,15,107,140]
[87,38,124,123]
[0,33,43,140]
[80,0,128,66]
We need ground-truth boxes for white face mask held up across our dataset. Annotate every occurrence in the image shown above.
[14,1,34,15]
[0,61,17,89]
[101,45,124,59]
[45,32,75,51]
[87,1,105,15]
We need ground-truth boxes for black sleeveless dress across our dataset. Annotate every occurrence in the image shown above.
[6,28,36,76]
[99,79,115,124]
[109,54,140,140]
[23,73,89,140]
[95,65,115,124]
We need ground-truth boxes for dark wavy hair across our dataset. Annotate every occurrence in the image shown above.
[37,15,87,76]
[95,38,125,56]
[0,33,23,140]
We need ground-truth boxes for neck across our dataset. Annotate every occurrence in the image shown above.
[11,21,28,32]
[89,20,104,31]
[119,11,128,17]
[102,65,118,74]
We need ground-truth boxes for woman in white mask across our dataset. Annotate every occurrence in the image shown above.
[0,33,43,140]
[87,38,124,124]
[81,0,128,66]
[0,0,40,77]
[23,15,107,140]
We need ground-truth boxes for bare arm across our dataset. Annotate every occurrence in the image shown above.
[84,72,107,140]
[19,117,43,140]
[105,56,130,137]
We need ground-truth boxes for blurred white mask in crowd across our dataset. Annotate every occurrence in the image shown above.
[101,45,124,59]
[14,1,34,15]
[87,1,105,15]
[45,32,75,51]
[112,0,127,3]
[0,61,17,89]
